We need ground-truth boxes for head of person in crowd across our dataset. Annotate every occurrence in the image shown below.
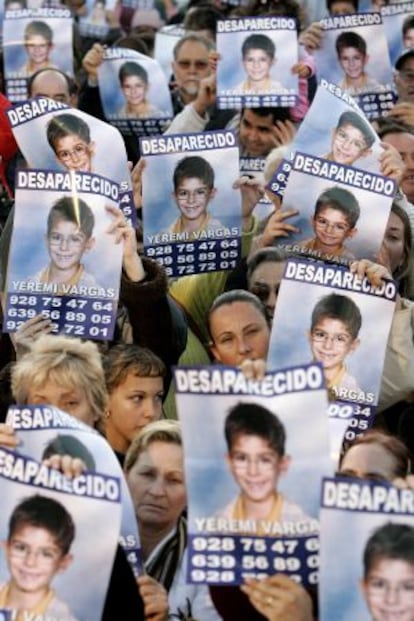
[240,0,303,31]
[240,34,276,90]
[326,0,358,15]
[308,293,362,383]
[40,196,96,287]
[380,202,413,297]
[46,113,95,172]
[28,68,78,106]
[327,110,375,166]
[171,155,217,233]
[11,334,106,431]
[183,4,223,43]
[103,344,165,459]
[403,16,414,49]
[376,120,414,204]
[239,107,293,158]
[394,49,414,105]
[208,289,271,366]
[224,402,290,517]
[309,185,360,256]
[337,429,411,482]
[3,494,76,610]
[23,20,54,75]
[172,33,214,104]
[335,31,370,88]
[124,420,186,557]
[361,522,414,621]
[118,61,151,116]
[246,247,288,321]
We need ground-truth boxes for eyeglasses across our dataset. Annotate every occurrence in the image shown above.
[398,70,414,83]
[56,143,89,162]
[335,128,367,152]
[176,59,209,70]
[48,232,86,247]
[9,540,61,565]
[249,282,280,303]
[176,187,209,202]
[312,329,352,348]
[314,216,350,233]
[230,453,279,472]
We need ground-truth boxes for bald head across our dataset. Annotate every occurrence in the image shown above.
[28,68,76,106]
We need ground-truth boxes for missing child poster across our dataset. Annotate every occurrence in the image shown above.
[272,151,396,264]
[174,364,332,587]
[0,412,122,621]
[7,97,136,226]
[6,404,142,577]
[216,16,299,109]
[268,259,397,462]
[2,8,73,103]
[268,80,385,200]
[78,0,117,40]
[98,47,173,137]
[381,2,414,67]
[140,130,242,277]
[319,477,414,621]
[154,23,185,82]
[313,12,394,117]
[3,169,123,341]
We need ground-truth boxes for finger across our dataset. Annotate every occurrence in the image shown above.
[43,454,62,471]
[240,358,254,379]
[252,359,266,380]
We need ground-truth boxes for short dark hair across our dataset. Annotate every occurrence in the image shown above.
[363,522,414,578]
[336,31,367,57]
[327,0,358,13]
[47,196,95,239]
[8,494,75,555]
[375,118,414,140]
[119,61,148,86]
[42,435,96,471]
[24,20,53,45]
[314,186,360,228]
[402,15,414,37]
[247,247,288,283]
[46,113,91,152]
[225,402,286,455]
[241,33,275,59]
[208,289,270,338]
[335,111,375,148]
[241,106,292,125]
[311,293,362,339]
[184,4,223,36]
[173,155,214,191]
[103,344,166,393]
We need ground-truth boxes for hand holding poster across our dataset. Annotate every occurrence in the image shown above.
[174,363,332,586]
[319,477,414,621]
[140,130,242,277]
[216,16,299,109]
[3,169,123,341]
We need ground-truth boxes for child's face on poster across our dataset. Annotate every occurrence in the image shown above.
[311,206,357,249]
[339,47,367,80]
[331,123,371,165]
[5,525,72,594]
[227,434,289,503]
[309,317,359,372]
[54,135,95,172]
[25,35,52,66]
[361,557,414,621]
[121,75,148,107]
[173,177,216,223]
[243,49,274,83]
[46,219,95,272]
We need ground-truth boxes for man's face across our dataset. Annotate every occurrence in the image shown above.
[381,131,414,202]
[312,206,357,250]
[172,40,210,98]
[227,435,289,503]
[309,317,359,373]
[46,219,94,275]
[25,34,52,66]
[243,49,273,83]
[331,123,372,165]
[361,558,414,621]
[173,176,216,223]
[54,134,94,172]
[5,525,71,594]
[404,29,414,49]
[30,70,72,104]
[239,109,276,157]
[122,75,147,107]
[395,57,414,103]
[339,47,367,81]
[329,1,357,15]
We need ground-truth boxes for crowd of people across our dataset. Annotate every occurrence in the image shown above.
[0,0,413,620]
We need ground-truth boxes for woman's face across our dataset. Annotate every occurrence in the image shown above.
[27,379,96,427]
[362,557,414,621]
[209,301,270,366]
[381,211,406,275]
[338,442,399,482]
[126,441,186,532]
[122,75,147,107]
